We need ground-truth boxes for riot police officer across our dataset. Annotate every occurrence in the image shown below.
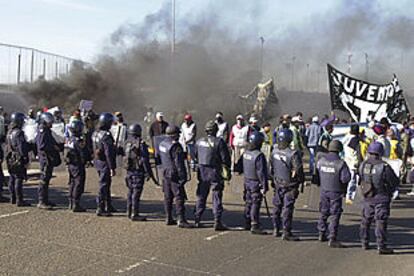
[123,123,156,221]
[194,120,231,231]
[36,112,61,209]
[242,131,268,235]
[270,128,304,241]
[159,125,191,228]
[359,142,399,255]
[316,140,351,248]
[6,112,30,206]
[92,112,117,216]
[66,120,91,212]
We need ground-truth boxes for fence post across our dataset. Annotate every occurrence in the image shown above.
[30,49,35,83]
[17,53,21,84]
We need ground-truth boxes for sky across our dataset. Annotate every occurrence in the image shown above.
[0,0,340,62]
[0,0,412,62]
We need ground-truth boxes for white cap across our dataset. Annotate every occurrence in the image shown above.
[156,112,164,120]
[236,114,244,120]
[216,113,223,119]
[312,116,319,123]
[291,116,302,123]
[249,116,258,124]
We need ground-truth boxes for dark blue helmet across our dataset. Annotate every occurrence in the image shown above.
[10,112,26,128]
[40,112,54,126]
[98,112,114,130]
[368,141,384,156]
[128,123,142,137]
[205,120,218,135]
[248,131,265,148]
[69,120,84,136]
[278,128,293,144]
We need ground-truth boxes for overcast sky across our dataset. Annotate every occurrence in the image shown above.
[0,0,411,62]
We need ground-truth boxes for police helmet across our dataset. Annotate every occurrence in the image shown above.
[166,125,180,136]
[128,123,142,137]
[98,112,114,130]
[368,141,384,157]
[278,128,293,144]
[10,112,26,128]
[205,120,218,135]
[40,112,54,126]
[248,131,265,148]
[69,120,84,136]
[328,140,343,153]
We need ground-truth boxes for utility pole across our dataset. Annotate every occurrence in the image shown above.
[365,53,369,81]
[347,51,352,74]
[42,58,46,78]
[17,52,21,84]
[260,37,264,81]
[30,50,35,83]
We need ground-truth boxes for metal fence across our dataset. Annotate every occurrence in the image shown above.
[0,42,81,85]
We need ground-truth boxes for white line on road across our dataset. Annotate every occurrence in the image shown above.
[204,231,230,241]
[115,261,144,273]
[115,257,218,275]
[0,210,29,219]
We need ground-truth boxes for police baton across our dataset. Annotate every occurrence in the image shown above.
[263,195,271,219]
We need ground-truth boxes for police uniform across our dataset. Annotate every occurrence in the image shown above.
[36,124,60,206]
[243,149,268,227]
[92,129,117,213]
[124,137,153,219]
[66,135,91,209]
[159,137,188,223]
[316,152,351,241]
[270,146,304,234]
[6,127,29,205]
[194,135,231,223]
[359,157,399,250]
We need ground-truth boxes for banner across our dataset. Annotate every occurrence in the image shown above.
[327,64,409,122]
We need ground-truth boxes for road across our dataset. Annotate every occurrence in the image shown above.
[0,166,413,276]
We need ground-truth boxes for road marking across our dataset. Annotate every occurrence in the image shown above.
[0,210,29,219]
[115,261,145,273]
[116,257,218,275]
[204,231,230,241]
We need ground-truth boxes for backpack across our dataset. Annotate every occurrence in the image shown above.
[360,163,375,198]
[6,130,23,173]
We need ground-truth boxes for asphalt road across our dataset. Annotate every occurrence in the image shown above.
[0,165,413,276]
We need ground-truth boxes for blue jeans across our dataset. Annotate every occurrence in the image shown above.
[346,170,359,200]
[308,147,316,175]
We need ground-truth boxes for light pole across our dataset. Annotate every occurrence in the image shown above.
[260,37,264,81]
[364,53,369,81]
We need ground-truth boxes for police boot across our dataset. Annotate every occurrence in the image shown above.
[165,208,177,226]
[194,217,202,228]
[319,232,328,242]
[250,224,267,235]
[131,209,147,222]
[10,196,16,205]
[273,228,281,237]
[362,242,369,250]
[328,239,344,248]
[177,216,193,228]
[96,203,110,217]
[127,205,132,219]
[244,219,252,231]
[378,246,394,255]
[68,199,73,210]
[72,201,87,213]
[214,219,228,231]
[282,231,299,241]
[16,200,31,207]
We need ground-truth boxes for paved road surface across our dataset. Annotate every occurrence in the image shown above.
[0,166,413,275]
